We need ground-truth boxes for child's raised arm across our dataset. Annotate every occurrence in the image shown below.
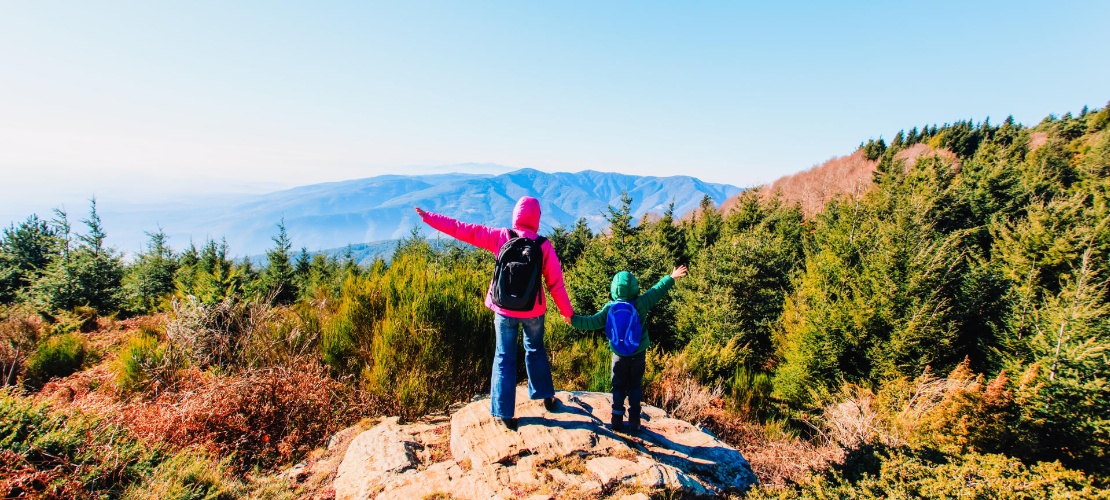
[570,308,609,331]
[638,266,686,310]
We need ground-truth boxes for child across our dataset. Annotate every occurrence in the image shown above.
[571,265,687,432]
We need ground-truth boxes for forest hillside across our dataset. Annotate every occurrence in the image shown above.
[1,103,1108,498]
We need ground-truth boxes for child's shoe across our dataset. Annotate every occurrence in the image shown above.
[499,417,518,431]
[628,412,641,433]
[610,413,626,432]
[544,397,558,412]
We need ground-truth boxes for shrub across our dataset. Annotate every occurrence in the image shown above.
[0,389,158,497]
[23,332,88,388]
[728,366,774,419]
[748,446,1107,499]
[548,325,610,393]
[0,306,41,387]
[166,295,282,369]
[120,449,244,500]
[115,332,184,395]
[123,360,370,472]
[644,352,723,424]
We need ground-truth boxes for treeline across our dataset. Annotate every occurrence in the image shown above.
[2,103,1108,496]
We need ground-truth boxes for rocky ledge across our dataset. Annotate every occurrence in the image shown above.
[331,387,757,499]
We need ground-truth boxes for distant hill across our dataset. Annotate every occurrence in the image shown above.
[105,168,741,257]
[722,144,959,216]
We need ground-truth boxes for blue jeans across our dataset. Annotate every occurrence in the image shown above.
[490,314,555,419]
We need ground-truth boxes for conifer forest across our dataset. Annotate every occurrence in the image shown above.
[2,104,1109,498]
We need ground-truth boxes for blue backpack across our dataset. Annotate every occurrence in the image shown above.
[605,301,643,356]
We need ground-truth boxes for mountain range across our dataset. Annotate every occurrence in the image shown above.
[100,168,742,257]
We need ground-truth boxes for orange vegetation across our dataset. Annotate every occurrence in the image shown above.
[722,145,959,218]
[1029,131,1049,151]
[724,150,876,217]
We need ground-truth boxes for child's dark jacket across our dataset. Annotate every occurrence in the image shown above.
[570,271,675,356]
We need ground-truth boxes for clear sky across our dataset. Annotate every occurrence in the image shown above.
[2,1,1108,222]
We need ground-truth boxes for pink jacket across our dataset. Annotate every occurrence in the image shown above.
[419,197,574,319]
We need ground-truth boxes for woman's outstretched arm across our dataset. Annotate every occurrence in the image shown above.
[415,207,503,253]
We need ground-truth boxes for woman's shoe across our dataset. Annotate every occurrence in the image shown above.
[544,397,558,412]
[500,417,518,431]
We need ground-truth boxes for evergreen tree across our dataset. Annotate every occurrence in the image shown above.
[29,200,124,313]
[123,228,178,313]
[263,219,296,304]
[686,194,722,255]
[0,215,59,303]
[606,192,637,246]
[657,202,687,265]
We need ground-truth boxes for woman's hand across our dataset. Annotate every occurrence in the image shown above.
[414,207,426,218]
[670,265,688,279]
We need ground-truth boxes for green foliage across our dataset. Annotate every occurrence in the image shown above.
[548,217,593,269]
[319,240,494,417]
[115,328,183,394]
[363,243,495,416]
[548,319,612,393]
[261,219,296,305]
[124,228,179,313]
[861,137,886,161]
[27,201,125,313]
[0,215,58,304]
[0,389,241,498]
[674,196,804,379]
[23,332,88,388]
[120,450,244,500]
[175,239,246,304]
[749,446,1106,499]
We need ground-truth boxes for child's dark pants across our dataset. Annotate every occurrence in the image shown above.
[611,351,646,419]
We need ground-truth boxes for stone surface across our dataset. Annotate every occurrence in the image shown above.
[333,388,758,499]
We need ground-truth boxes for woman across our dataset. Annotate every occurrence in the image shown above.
[415,196,573,430]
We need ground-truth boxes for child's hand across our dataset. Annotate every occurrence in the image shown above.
[414,207,426,218]
[671,265,688,279]
[563,315,571,325]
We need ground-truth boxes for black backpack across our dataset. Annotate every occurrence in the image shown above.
[491,230,546,311]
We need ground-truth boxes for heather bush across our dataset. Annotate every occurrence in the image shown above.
[0,389,238,498]
[0,306,40,386]
[120,449,244,500]
[643,352,724,424]
[124,360,368,472]
[320,271,384,375]
[23,331,88,388]
[115,331,184,395]
[548,330,611,393]
[748,446,1107,499]
[359,245,494,417]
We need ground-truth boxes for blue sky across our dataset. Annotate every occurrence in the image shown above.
[2,1,1108,221]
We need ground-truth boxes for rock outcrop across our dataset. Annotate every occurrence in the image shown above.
[332,387,757,499]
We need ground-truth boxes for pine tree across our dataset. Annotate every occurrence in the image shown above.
[263,218,296,304]
[657,202,686,265]
[29,200,124,313]
[606,192,636,246]
[123,228,178,313]
[687,194,721,254]
[0,215,59,303]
